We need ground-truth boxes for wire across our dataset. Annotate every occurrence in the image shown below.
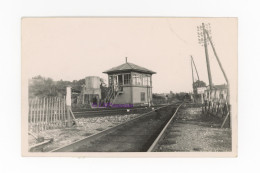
[166,19,189,45]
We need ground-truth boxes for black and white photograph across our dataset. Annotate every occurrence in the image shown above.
[21,17,237,156]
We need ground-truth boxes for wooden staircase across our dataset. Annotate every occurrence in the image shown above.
[104,85,123,106]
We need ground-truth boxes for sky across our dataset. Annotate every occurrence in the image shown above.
[22,18,237,93]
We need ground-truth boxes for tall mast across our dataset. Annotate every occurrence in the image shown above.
[191,55,200,82]
[202,23,213,89]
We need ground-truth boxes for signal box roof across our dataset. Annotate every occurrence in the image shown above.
[103,62,156,75]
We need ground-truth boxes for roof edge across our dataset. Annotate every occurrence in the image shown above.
[103,69,156,74]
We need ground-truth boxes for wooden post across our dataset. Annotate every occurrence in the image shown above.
[56,97,59,127]
[55,97,57,127]
[28,99,32,131]
[39,98,42,130]
[45,98,49,130]
[52,97,55,128]
[50,97,53,128]
[130,72,133,105]
[202,23,213,89]
[41,98,45,131]
[57,97,59,126]
[32,98,35,132]
[41,98,43,130]
[66,87,72,127]
[221,112,230,128]
[29,99,33,131]
[29,99,32,125]
[36,98,39,133]
[48,97,51,129]
[38,98,40,131]
[58,97,61,127]
[63,96,66,127]
[53,97,55,128]
[54,97,56,127]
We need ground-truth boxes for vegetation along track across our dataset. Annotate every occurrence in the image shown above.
[51,103,183,152]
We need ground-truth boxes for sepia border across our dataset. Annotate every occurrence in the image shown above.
[21,17,237,157]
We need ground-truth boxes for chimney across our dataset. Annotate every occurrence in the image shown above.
[125,57,127,63]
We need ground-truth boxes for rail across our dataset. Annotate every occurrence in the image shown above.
[50,104,170,152]
[147,103,183,152]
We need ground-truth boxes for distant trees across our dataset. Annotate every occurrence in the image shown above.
[175,92,190,101]
[29,76,82,98]
[29,76,57,98]
[71,79,85,92]
[152,94,165,100]
[152,91,191,104]
[29,75,108,99]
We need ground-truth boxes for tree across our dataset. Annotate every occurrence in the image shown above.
[193,80,206,89]
[29,76,86,98]
[71,79,85,92]
[29,76,57,98]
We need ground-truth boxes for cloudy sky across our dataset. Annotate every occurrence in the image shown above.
[22,18,237,93]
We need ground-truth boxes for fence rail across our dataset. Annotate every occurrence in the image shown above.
[28,96,72,133]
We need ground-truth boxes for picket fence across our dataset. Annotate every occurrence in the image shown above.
[28,97,73,133]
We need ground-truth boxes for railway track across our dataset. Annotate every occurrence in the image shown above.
[72,105,167,118]
[51,103,183,152]
[147,103,183,152]
[73,107,152,118]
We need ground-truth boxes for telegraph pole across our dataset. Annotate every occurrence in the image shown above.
[202,23,213,89]
[191,56,195,92]
[205,30,230,104]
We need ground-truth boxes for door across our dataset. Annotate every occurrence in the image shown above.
[118,75,123,86]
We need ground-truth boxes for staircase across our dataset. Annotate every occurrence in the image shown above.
[104,85,123,106]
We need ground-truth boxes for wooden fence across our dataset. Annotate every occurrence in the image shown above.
[202,88,231,128]
[202,88,230,118]
[28,97,73,133]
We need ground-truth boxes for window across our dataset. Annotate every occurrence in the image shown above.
[148,76,151,86]
[108,76,113,87]
[142,75,151,86]
[132,73,142,86]
[109,75,118,86]
[141,92,145,101]
[143,76,148,86]
[123,74,131,85]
